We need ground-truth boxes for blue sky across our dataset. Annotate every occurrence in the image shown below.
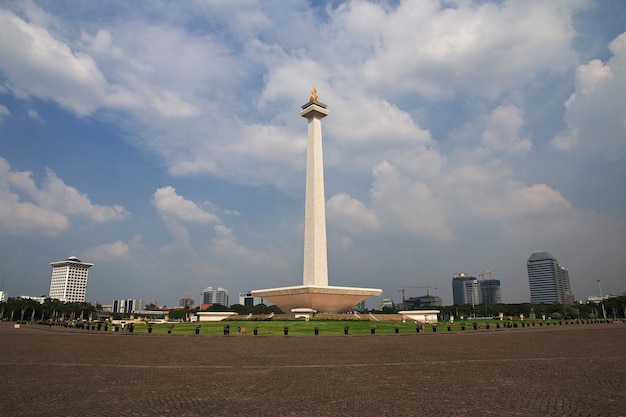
[0,0,624,308]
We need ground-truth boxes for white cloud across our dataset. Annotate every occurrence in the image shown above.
[480,104,532,154]
[370,159,456,243]
[0,157,128,236]
[10,168,129,222]
[352,1,581,99]
[553,32,626,160]
[327,192,379,233]
[211,224,289,270]
[0,190,69,236]
[152,186,220,224]
[0,104,10,116]
[330,94,433,148]
[0,9,107,115]
[82,240,131,262]
[27,109,43,122]
[0,9,203,119]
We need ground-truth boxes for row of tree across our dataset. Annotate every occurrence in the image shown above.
[3,296,624,322]
[432,297,626,320]
[167,303,283,321]
[0,298,102,322]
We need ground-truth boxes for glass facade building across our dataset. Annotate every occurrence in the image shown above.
[452,273,479,305]
[479,279,502,304]
[527,252,573,304]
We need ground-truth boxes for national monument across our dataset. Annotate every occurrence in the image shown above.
[252,88,382,314]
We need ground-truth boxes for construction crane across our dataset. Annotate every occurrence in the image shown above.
[398,285,438,303]
[479,269,504,280]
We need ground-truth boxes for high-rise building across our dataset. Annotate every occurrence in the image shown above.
[112,299,144,314]
[179,296,195,309]
[49,256,93,303]
[479,279,502,304]
[202,286,229,306]
[452,273,479,305]
[238,292,265,307]
[527,252,574,304]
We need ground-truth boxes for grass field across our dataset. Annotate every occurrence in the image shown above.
[127,318,580,336]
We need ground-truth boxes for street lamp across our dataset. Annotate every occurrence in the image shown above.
[597,280,607,319]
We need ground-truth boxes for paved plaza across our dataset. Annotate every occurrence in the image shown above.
[0,322,624,416]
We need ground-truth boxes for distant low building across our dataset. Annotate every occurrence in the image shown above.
[404,295,442,308]
[112,299,144,314]
[18,295,46,304]
[377,298,395,310]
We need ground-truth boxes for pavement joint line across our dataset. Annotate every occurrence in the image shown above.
[1,355,624,369]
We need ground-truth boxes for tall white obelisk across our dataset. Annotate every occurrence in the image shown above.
[251,88,382,314]
[300,86,329,286]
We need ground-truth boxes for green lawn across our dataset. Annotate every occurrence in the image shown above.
[122,319,569,336]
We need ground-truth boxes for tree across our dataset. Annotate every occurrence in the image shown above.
[167,309,187,321]
[228,304,247,315]
[206,303,229,312]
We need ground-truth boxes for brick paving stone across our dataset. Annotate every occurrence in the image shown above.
[0,322,624,416]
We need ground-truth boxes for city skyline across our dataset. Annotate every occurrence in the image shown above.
[1,2,625,307]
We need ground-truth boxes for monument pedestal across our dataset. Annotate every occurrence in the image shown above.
[252,285,382,314]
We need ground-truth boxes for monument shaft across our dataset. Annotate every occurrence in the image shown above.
[301,102,329,286]
[250,90,381,314]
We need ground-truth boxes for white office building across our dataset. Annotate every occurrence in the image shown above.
[49,256,93,303]
[202,286,229,306]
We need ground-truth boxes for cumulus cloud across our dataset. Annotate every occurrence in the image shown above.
[0,9,107,115]
[0,190,69,236]
[351,1,580,99]
[211,224,289,270]
[152,186,220,224]
[10,168,129,222]
[552,32,626,160]
[82,240,131,262]
[27,109,43,122]
[327,193,379,233]
[152,186,222,257]
[0,157,128,236]
[480,104,532,154]
[371,159,456,243]
[0,9,201,118]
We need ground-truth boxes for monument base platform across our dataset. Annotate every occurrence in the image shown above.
[251,285,382,314]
